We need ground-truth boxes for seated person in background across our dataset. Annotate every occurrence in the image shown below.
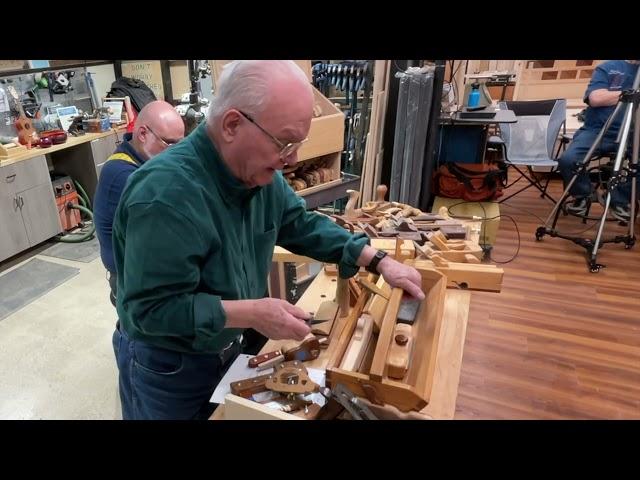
[94,101,185,307]
[558,60,639,221]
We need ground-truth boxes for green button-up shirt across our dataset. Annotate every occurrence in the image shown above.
[112,122,369,354]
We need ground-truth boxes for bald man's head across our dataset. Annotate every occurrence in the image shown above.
[132,100,185,160]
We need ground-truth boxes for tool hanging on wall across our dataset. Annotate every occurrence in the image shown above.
[312,61,373,175]
[175,60,210,135]
[52,71,75,94]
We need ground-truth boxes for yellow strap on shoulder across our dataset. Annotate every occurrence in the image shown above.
[107,152,138,166]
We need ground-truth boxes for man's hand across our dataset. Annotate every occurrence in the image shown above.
[377,256,425,300]
[248,298,312,341]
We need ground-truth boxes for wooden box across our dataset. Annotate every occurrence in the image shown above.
[297,87,344,162]
[285,151,342,198]
[208,60,345,163]
[325,263,447,412]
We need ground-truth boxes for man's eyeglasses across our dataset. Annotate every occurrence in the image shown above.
[238,111,307,159]
[144,124,179,147]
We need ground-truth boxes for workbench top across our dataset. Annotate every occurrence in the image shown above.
[211,225,481,420]
[0,128,127,167]
[211,272,471,420]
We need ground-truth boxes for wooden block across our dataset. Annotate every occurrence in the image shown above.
[324,263,338,275]
[339,314,374,371]
[398,232,424,242]
[464,254,481,264]
[430,255,449,267]
[224,394,301,420]
[412,259,503,292]
[386,323,413,380]
[439,226,467,240]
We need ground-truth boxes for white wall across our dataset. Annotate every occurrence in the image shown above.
[88,63,116,100]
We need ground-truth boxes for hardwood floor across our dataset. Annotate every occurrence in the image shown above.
[454,176,640,419]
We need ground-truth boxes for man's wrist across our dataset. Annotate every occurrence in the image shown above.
[376,255,392,274]
[365,249,388,274]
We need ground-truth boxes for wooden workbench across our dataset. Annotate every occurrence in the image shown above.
[211,222,481,420]
[0,128,126,167]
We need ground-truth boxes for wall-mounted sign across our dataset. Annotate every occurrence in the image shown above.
[120,61,165,100]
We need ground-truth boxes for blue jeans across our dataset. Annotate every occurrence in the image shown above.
[557,127,634,207]
[112,324,240,420]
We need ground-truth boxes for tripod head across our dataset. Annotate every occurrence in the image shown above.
[616,64,640,105]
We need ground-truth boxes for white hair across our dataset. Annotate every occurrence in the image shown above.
[207,60,309,122]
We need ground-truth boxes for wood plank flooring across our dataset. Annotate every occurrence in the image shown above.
[454,176,640,419]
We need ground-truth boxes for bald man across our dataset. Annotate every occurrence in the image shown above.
[94,100,185,307]
[110,61,423,419]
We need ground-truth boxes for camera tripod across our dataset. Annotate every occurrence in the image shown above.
[536,67,640,272]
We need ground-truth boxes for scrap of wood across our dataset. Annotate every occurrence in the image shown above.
[324,263,338,275]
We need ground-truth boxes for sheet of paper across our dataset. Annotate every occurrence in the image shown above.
[210,354,326,407]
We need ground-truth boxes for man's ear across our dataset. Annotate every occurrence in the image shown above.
[220,110,242,143]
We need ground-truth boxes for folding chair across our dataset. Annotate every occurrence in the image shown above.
[487,98,567,204]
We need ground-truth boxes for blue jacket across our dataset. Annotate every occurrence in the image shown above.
[583,60,638,135]
[94,133,145,273]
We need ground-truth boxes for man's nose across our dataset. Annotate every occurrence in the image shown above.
[283,152,299,168]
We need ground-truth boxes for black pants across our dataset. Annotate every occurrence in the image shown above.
[241,328,268,355]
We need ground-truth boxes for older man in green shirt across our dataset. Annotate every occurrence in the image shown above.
[111,60,424,420]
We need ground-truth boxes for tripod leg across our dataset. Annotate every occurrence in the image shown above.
[541,102,627,228]
[628,101,640,244]
[591,102,636,268]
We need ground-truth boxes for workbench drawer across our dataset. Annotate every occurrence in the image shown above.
[0,155,50,196]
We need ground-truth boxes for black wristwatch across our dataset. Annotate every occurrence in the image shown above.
[365,249,388,274]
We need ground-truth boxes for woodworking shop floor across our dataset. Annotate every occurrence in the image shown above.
[0,247,120,420]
